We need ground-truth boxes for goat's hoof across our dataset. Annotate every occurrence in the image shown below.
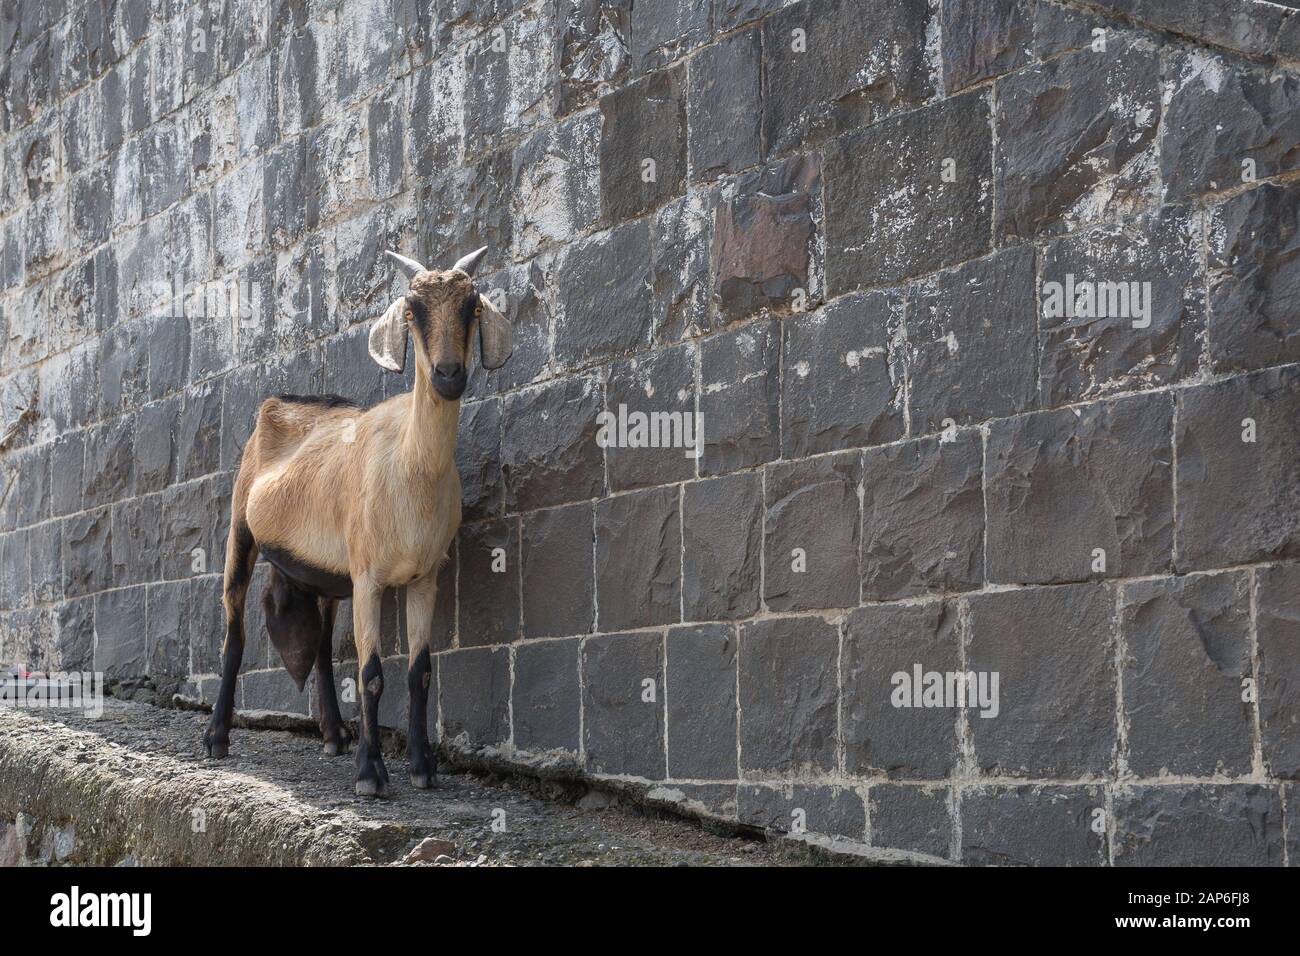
[354,748,390,798]
[355,776,391,798]
[202,724,230,759]
[409,772,436,790]
[322,726,351,756]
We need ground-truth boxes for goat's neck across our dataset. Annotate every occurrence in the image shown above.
[398,370,458,478]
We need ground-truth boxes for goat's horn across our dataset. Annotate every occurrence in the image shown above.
[452,246,488,276]
[385,250,426,279]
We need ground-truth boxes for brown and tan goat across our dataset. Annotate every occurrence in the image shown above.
[203,247,513,797]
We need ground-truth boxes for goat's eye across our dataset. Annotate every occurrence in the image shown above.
[405,310,413,321]
[473,304,483,317]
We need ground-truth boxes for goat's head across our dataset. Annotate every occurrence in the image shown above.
[368,247,514,400]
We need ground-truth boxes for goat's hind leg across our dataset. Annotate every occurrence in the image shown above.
[314,598,351,756]
[352,579,390,798]
[204,521,257,758]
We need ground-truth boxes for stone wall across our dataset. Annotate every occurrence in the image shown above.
[2,0,1299,865]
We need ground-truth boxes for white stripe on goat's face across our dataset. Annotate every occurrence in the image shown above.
[405,269,480,400]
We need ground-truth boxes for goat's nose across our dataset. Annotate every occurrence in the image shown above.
[434,362,464,380]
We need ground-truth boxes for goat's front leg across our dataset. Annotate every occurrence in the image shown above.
[405,575,439,789]
[352,579,390,798]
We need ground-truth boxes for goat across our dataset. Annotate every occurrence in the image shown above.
[203,247,514,797]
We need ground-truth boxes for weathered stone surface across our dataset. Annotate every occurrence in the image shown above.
[27,520,61,605]
[1121,573,1254,778]
[843,602,960,779]
[1255,563,1300,778]
[869,785,951,858]
[994,36,1159,243]
[94,584,146,678]
[501,375,604,512]
[941,0,1032,93]
[712,155,820,322]
[1175,366,1300,570]
[512,637,581,753]
[783,291,903,458]
[962,786,1105,866]
[599,64,686,223]
[698,321,780,476]
[439,646,510,746]
[604,342,696,491]
[1207,182,1300,373]
[52,596,94,671]
[967,583,1117,777]
[650,191,711,342]
[455,398,503,521]
[457,517,521,648]
[110,494,162,587]
[553,219,652,365]
[408,54,463,178]
[1112,785,1285,866]
[1162,50,1300,202]
[906,246,1037,431]
[681,472,762,621]
[521,502,594,639]
[738,784,865,841]
[146,579,190,678]
[764,452,861,611]
[825,90,992,292]
[985,394,1174,584]
[582,630,665,779]
[686,28,760,181]
[556,0,630,115]
[629,0,708,75]
[0,530,29,609]
[1039,204,1203,404]
[738,616,837,774]
[419,149,514,269]
[1090,0,1289,60]
[461,3,554,158]
[510,110,601,260]
[62,507,111,599]
[1032,0,1121,58]
[666,624,737,779]
[762,0,934,157]
[595,485,680,631]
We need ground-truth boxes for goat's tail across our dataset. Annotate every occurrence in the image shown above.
[263,567,323,691]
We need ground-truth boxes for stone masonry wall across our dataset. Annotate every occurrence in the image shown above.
[2,0,1300,865]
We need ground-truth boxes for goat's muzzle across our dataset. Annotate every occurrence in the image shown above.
[431,362,467,400]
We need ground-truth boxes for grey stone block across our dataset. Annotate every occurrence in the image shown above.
[510,110,601,260]
[512,637,581,753]
[941,0,1033,93]
[599,64,686,223]
[582,630,666,779]
[595,485,680,631]
[1121,573,1254,777]
[62,507,111,599]
[629,0,708,76]
[686,27,760,181]
[1112,785,1285,866]
[681,472,762,621]
[861,434,984,601]
[986,393,1174,584]
[553,218,653,365]
[455,398,503,522]
[1207,182,1300,373]
[869,784,952,858]
[457,517,520,648]
[94,585,146,678]
[1257,563,1300,778]
[762,0,935,157]
[962,786,1106,866]
[738,784,865,841]
[994,36,1159,243]
[825,89,992,291]
[764,452,861,611]
[501,375,604,512]
[843,601,961,779]
[604,342,696,492]
[439,646,510,746]
[521,502,594,639]
[650,191,712,342]
[1175,365,1300,570]
[739,616,838,774]
[783,291,903,458]
[698,320,780,477]
[666,624,737,779]
[556,0,631,115]
[146,579,190,678]
[967,584,1116,777]
[906,245,1037,431]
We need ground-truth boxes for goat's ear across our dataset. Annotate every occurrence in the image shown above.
[368,297,409,372]
[476,294,513,370]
